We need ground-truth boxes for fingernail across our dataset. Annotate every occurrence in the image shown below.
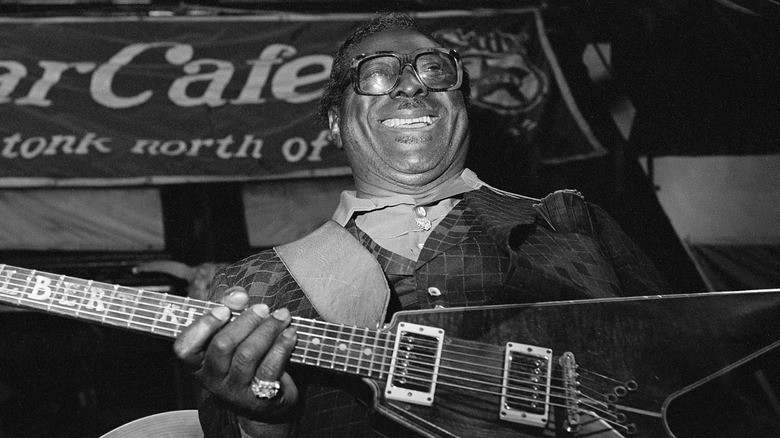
[272,308,290,321]
[226,286,244,297]
[251,304,270,318]
[282,327,296,339]
[211,306,231,321]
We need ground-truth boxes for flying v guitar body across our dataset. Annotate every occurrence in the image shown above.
[365,290,780,438]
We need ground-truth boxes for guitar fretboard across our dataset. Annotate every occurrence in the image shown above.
[0,264,392,381]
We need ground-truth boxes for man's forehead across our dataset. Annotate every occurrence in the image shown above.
[352,28,440,56]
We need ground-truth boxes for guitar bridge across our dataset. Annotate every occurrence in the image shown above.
[500,342,553,427]
[385,322,444,406]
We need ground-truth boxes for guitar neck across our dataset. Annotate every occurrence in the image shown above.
[0,264,392,381]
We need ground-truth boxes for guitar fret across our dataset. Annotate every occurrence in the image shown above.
[297,320,312,366]
[38,272,63,315]
[8,268,29,307]
[323,323,338,369]
[102,284,119,324]
[359,327,369,377]
[303,320,318,367]
[149,293,164,334]
[127,289,146,330]
[349,326,362,374]
[335,323,349,371]
[11,268,27,307]
[176,296,198,334]
[368,330,382,377]
[0,265,15,305]
[331,324,342,369]
[26,270,38,310]
[139,290,166,331]
[382,331,393,380]
[358,326,370,373]
[44,274,60,312]
[53,275,68,313]
[340,324,354,372]
[347,325,362,373]
[73,279,88,318]
[57,275,79,315]
[73,278,87,317]
[313,320,328,367]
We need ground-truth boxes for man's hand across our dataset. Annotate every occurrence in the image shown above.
[173,286,299,422]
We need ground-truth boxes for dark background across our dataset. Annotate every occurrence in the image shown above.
[0,0,777,436]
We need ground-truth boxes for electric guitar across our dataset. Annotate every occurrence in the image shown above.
[1,264,779,438]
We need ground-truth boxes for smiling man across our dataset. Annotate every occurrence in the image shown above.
[173,13,668,438]
[327,29,469,198]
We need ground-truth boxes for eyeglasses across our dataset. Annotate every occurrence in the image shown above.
[350,48,463,96]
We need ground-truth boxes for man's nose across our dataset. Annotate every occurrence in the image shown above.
[389,64,428,98]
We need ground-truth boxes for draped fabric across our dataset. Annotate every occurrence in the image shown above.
[687,243,780,292]
[647,155,780,292]
[0,188,163,251]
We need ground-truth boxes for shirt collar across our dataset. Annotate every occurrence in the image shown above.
[332,168,484,226]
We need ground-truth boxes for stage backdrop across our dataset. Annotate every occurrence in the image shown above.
[0,9,604,187]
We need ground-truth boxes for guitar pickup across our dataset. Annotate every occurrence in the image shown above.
[385,322,444,406]
[500,342,553,427]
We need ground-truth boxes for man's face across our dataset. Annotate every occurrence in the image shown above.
[329,28,470,195]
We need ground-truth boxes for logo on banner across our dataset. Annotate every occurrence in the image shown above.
[434,28,549,116]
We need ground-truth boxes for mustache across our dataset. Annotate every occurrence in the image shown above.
[397,98,427,111]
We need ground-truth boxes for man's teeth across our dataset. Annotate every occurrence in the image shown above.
[381,116,435,128]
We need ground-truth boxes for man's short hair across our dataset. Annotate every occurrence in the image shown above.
[318,12,470,127]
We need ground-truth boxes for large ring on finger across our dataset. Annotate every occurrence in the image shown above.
[250,377,280,399]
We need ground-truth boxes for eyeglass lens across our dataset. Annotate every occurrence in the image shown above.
[358,51,458,94]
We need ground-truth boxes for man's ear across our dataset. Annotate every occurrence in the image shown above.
[328,109,342,149]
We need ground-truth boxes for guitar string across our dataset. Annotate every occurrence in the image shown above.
[0,272,625,423]
[0,268,633,386]
[0,284,595,416]
[285,320,626,425]
[285,314,636,413]
[287,327,623,423]
[0,277,614,408]
[287,323,567,406]
[0,271,566,388]
[0,293,627,429]
[578,367,632,387]
[289,322,602,404]
[288,321,576,390]
[288,349,624,430]
[0,273,619,405]
[1,276,632,432]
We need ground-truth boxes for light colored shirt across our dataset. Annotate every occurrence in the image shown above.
[331,169,484,261]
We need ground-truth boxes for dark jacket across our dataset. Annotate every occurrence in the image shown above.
[199,187,667,437]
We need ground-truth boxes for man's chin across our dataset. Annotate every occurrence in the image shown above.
[387,165,452,188]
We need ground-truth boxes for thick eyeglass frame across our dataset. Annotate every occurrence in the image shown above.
[349,48,464,96]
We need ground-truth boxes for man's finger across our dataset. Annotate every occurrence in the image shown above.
[254,325,297,383]
[202,304,278,377]
[222,307,292,385]
[248,308,295,380]
[173,305,232,366]
[221,286,249,310]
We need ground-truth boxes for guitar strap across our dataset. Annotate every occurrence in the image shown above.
[274,220,390,328]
